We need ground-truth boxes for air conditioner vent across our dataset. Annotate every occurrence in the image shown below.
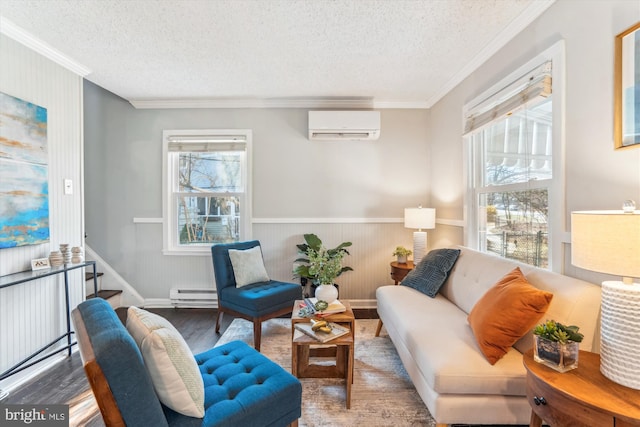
[308,111,380,141]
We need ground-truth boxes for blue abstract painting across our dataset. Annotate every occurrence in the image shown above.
[0,92,49,249]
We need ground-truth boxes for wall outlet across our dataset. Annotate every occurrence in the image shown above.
[64,179,73,195]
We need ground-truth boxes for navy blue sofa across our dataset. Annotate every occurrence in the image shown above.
[72,298,302,427]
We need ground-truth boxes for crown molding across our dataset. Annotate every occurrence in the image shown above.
[129,97,429,110]
[372,99,430,109]
[425,0,556,108]
[0,16,91,77]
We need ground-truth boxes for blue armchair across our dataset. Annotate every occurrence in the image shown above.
[211,240,301,351]
[72,298,302,427]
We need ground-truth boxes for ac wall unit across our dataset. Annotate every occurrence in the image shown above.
[308,110,381,141]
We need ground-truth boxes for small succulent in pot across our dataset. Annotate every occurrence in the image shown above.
[533,319,583,372]
[392,246,412,263]
[533,320,584,344]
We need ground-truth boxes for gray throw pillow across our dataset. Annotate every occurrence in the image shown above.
[401,248,461,297]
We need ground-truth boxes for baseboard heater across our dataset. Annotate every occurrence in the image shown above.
[169,288,218,308]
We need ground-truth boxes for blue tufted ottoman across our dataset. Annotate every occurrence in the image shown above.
[72,298,301,427]
[195,341,302,427]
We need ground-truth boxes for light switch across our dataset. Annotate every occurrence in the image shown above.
[64,179,73,195]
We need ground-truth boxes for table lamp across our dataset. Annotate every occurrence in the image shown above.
[571,203,640,390]
[404,206,436,264]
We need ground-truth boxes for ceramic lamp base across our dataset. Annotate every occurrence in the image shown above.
[413,231,427,264]
[600,280,640,390]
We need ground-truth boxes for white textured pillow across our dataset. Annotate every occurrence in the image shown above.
[126,307,204,418]
[228,246,270,287]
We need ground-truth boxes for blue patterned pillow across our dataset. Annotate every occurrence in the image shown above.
[401,248,461,297]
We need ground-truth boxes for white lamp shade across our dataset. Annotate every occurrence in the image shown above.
[404,208,436,230]
[571,210,640,279]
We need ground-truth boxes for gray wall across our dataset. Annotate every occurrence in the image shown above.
[83,83,431,302]
[85,0,640,302]
[429,0,640,285]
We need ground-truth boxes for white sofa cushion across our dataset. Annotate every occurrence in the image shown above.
[440,246,602,353]
[377,285,527,396]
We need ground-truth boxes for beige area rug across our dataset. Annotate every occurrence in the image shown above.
[216,318,436,427]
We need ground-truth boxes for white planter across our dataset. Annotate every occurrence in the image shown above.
[315,284,339,304]
[397,255,408,264]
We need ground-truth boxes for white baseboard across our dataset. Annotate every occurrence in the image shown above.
[347,299,377,309]
[142,298,174,308]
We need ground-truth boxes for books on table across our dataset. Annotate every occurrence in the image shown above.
[294,322,350,343]
[306,298,347,315]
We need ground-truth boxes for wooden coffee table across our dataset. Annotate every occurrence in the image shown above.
[291,300,355,409]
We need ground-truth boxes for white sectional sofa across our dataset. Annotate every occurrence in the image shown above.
[376,246,601,427]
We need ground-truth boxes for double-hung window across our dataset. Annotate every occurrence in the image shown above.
[163,130,251,254]
[464,45,564,270]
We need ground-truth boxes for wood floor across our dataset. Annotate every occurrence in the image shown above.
[2,306,379,426]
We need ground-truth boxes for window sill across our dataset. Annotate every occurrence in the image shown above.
[162,249,212,256]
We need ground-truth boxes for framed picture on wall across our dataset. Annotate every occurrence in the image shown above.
[614,22,640,150]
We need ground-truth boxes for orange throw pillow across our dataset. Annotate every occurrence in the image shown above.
[468,267,553,365]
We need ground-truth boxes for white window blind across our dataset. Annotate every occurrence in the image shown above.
[167,135,247,153]
[464,61,552,136]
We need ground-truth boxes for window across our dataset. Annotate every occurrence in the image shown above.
[464,45,564,270]
[163,130,251,254]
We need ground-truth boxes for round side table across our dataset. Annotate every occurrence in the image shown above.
[523,349,640,426]
[390,261,415,285]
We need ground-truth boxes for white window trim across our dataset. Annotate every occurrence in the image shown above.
[462,40,566,272]
[162,129,253,256]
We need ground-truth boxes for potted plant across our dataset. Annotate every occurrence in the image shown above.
[533,320,583,372]
[392,246,412,263]
[294,234,353,302]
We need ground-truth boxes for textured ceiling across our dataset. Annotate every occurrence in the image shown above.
[0,0,553,107]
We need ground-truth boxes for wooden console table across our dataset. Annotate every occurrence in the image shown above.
[0,261,98,381]
[524,349,640,426]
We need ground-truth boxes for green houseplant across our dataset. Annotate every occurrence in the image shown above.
[533,320,583,372]
[294,234,353,302]
[392,246,412,263]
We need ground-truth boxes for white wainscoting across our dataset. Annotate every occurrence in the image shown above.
[253,220,415,301]
[0,34,84,392]
[128,217,454,308]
